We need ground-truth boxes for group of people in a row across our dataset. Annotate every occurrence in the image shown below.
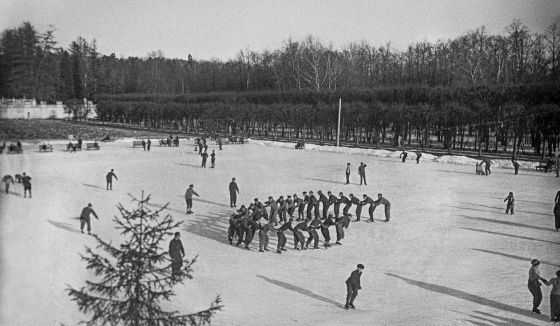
[0,141,22,154]
[225,190,392,253]
[1,172,32,198]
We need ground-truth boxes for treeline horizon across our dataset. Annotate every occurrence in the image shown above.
[1,20,559,102]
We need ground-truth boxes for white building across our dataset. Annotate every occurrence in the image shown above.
[0,98,97,120]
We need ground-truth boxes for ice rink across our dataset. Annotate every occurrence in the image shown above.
[1,140,558,325]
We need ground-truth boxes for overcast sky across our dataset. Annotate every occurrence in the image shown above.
[1,0,559,60]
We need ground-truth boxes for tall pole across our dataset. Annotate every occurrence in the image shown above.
[337,98,341,147]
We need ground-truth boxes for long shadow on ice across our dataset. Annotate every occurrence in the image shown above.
[459,202,551,217]
[472,248,560,267]
[48,219,82,234]
[460,227,560,245]
[385,273,548,321]
[490,197,553,207]
[256,275,345,308]
[304,177,348,186]
[174,163,202,169]
[182,210,231,243]
[462,310,540,326]
[82,183,105,190]
[458,215,553,232]
[175,196,231,208]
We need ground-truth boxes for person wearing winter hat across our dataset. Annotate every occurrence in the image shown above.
[345,264,364,309]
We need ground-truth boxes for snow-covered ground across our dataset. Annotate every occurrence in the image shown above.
[1,139,558,325]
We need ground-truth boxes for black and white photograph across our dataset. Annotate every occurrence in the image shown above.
[1,1,560,325]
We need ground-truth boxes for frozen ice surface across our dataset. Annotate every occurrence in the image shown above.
[0,139,558,325]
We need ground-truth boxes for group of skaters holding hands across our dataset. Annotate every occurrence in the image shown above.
[225,188,391,253]
[527,259,560,322]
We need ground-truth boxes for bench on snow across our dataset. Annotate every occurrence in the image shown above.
[132,140,144,148]
[38,144,53,152]
[85,143,100,150]
[536,160,556,172]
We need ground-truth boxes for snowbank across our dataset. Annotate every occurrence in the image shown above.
[247,139,542,170]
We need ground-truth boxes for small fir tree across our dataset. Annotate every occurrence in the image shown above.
[67,193,222,326]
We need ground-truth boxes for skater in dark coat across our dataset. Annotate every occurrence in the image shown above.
[349,194,362,221]
[184,184,200,214]
[295,193,306,221]
[201,151,208,168]
[229,178,240,207]
[305,217,322,249]
[307,191,317,219]
[554,191,560,232]
[481,157,493,175]
[400,151,408,162]
[293,219,309,250]
[318,190,330,219]
[277,196,288,223]
[277,218,294,253]
[415,151,422,164]
[321,214,336,247]
[235,211,248,247]
[358,163,367,185]
[345,264,364,309]
[334,214,351,244]
[141,140,146,150]
[361,194,376,222]
[2,174,14,194]
[257,221,275,252]
[528,259,548,314]
[210,150,216,168]
[79,203,99,234]
[228,213,241,244]
[341,193,351,215]
[345,163,351,184]
[264,196,279,226]
[330,191,341,217]
[147,139,151,151]
[543,270,560,322]
[286,195,295,218]
[504,192,515,215]
[512,159,520,175]
[106,169,118,190]
[373,193,391,221]
[22,172,32,198]
[169,232,185,277]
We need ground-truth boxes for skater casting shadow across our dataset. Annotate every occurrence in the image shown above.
[304,177,348,186]
[256,275,345,308]
[459,215,553,232]
[459,202,551,217]
[175,195,231,208]
[1,190,22,197]
[47,219,82,234]
[147,202,186,216]
[472,249,560,267]
[82,183,105,190]
[460,227,560,246]
[182,210,233,244]
[174,163,202,169]
[434,169,482,176]
[385,273,548,321]
[490,197,553,207]
[463,310,540,326]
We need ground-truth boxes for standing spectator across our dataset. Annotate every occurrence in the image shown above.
[554,191,560,232]
[147,138,151,151]
[2,174,14,194]
[504,192,515,215]
[106,169,118,190]
[218,138,223,150]
[358,162,367,185]
[543,270,560,322]
[345,163,351,184]
[201,151,208,168]
[142,140,146,151]
[22,172,31,198]
[512,159,520,175]
[400,151,408,163]
[185,184,200,214]
[345,264,364,310]
[79,203,99,235]
[528,259,547,314]
[169,232,185,278]
[229,178,240,207]
[415,151,422,164]
[210,150,216,168]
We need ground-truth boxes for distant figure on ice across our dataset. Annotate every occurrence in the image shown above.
[169,232,185,278]
[185,184,200,214]
[481,157,493,175]
[543,270,560,322]
[504,192,515,215]
[2,174,14,194]
[141,140,146,150]
[475,163,485,175]
[374,193,391,222]
[415,151,422,164]
[400,150,408,163]
[554,191,560,232]
[147,138,151,151]
[201,151,208,168]
[528,259,548,314]
[345,264,364,310]
[22,172,32,198]
[345,163,351,184]
[218,138,223,150]
[511,159,520,175]
[210,150,216,168]
[229,178,239,207]
[358,162,367,185]
[106,169,118,190]
[79,203,99,235]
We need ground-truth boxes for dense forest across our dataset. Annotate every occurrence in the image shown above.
[1,21,559,158]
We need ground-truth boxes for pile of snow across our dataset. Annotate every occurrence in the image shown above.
[247,139,542,170]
